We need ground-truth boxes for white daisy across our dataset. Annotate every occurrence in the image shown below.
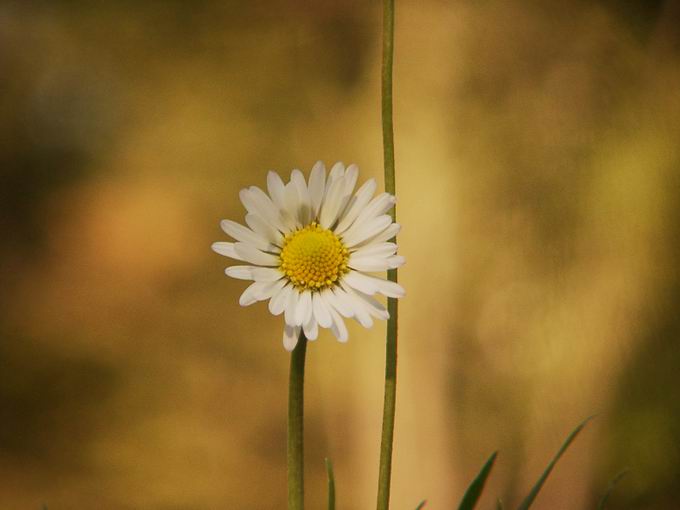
[212,161,405,351]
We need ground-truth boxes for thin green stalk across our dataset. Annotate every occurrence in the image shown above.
[377,0,398,509]
[288,333,308,510]
[325,458,336,510]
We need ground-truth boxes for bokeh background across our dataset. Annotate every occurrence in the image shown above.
[1,0,679,508]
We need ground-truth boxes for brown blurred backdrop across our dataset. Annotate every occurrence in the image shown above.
[1,1,680,508]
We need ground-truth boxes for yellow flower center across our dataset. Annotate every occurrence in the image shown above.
[279,222,349,291]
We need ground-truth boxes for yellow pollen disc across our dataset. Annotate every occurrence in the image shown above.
[279,222,349,291]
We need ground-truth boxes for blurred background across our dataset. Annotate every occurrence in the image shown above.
[1,0,679,508]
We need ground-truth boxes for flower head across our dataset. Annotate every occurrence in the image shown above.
[212,162,405,350]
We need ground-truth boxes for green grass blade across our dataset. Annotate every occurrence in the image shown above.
[596,469,629,510]
[415,500,427,509]
[516,416,595,510]
[496,498,504,510]
[457,451,498,510]
[325,457,336,510]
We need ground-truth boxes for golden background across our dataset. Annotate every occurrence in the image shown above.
[1,1,679,508]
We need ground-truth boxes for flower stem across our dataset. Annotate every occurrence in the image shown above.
[377,0,398,509]
[288,332,308,510]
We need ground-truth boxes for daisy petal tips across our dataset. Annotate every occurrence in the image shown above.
[213,162,405,350]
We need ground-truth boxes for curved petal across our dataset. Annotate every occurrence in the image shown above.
[325,162,345,194]
[295,290,313,327]
[328,305,348,342]
[353,289,390,320]
[355,193,396,225]
[284,288,301,326]
[238,281,261,306]
[251,267,285,282]
[319,176,347,229]
[308,161,326,218]
[283,183,303,229]
[211,242,244,260]
[239,279,287,306]
[234,242,280,266]
[269,283,293,316]
[240,187,287,233]
[334,178,377,234]
[358,222,400,246]
[342,270,405,298]
[387,255,406,269]
[325,287,354,318]
[342,215,392,248]
[351,242,398,258]
[303,316,319,341]
[245,213,284,247]
[267,171,287,209]
[283,324,301,351]
[291,169,312,225]
[348,255,396,272]
[224,265,255,280]
[339,283,373,328]
[221,219,275,252]
[312,291,333,328]
[338,164,359,214]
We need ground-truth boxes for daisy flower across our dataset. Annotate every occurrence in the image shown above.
[212,161,405,351]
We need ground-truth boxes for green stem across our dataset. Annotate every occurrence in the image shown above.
[377,0,398,509]
[288,332,308,510]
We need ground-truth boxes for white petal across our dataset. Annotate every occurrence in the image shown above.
[334,178,377,234]
[291,169,312,225]
[303,316,318,341]
[211,242,243,260]
[354,290,390,320]
[342,215,392,248]
[225,265,255,280]
[240,187,287,233]
[269,284,293,316]
[339,283,373,328]
[284,289,301,326]
[348,244,402,271]
[328,306,348,342]
[319,176,347,229]
[355,193,396,225]
[234,242,280,266]
[348,255,394,272]
[362,222,400,245]
[308,161,326,218]
[283,183,303,229]
[283,324,301,351]
[267,171,287,209]
[343,270,405,298]
[221,219,275,252]
[251,267,285,282]
[387,255,406,269]
[253,185,298,231]
[338,164,359,213]
[325,162,345,194]
[239,279,286,306]
[295,290,313,327]
[326,288,354,318]
[245,213,284,247]
[351,242,398,258]
[312,292,333,328]
[239,281,260,306]
[373,278,405,298]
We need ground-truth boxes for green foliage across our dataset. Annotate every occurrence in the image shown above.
[516,416,595,510]
[325,458,336,510]
[415,500,427,509]
[457,451,498,510]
